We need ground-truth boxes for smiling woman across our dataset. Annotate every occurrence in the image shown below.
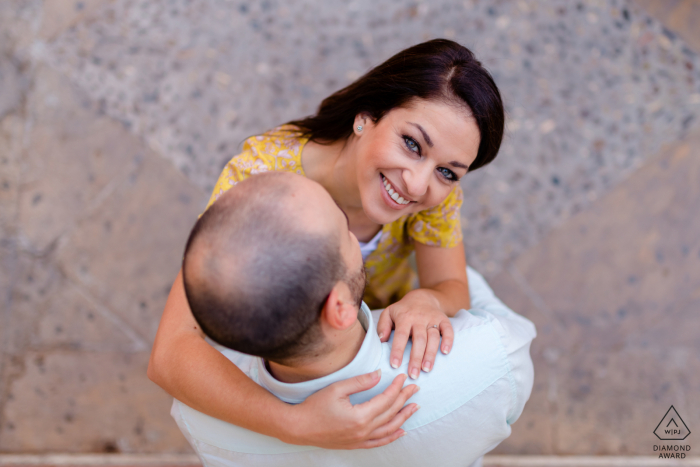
[342,99,481,225]
[148,38,505,451]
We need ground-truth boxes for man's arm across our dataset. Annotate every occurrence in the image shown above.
[465,266,536,424]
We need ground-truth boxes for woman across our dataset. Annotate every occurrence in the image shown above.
[149,39,504,449]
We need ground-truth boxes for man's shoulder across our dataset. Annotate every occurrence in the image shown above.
[369,296,535,429]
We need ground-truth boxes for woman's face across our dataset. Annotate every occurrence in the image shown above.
[353,98,481,225]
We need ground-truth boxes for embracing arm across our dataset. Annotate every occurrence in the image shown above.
[148,270,282,435]
[148,270,419,449]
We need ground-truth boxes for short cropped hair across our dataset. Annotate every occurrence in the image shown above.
[182,173,346,363]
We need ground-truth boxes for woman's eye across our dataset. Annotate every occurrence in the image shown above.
[438,167,459,182]
[403,136,421,155]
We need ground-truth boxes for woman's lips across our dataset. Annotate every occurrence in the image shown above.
[380,174,413,210]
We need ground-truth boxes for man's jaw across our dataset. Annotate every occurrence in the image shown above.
[266,318,366,384]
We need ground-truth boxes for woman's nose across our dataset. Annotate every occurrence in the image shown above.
[402,166,431,199]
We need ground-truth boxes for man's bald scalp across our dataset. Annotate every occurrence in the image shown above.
[182,172,346,363]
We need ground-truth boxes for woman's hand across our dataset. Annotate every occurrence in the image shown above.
[375,288,454,380]
[284,371,420,449]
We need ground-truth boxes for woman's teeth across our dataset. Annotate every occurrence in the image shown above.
[382,176,410,205]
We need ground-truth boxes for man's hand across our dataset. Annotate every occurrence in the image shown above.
[283,371,420,449]
[376,289,454,380]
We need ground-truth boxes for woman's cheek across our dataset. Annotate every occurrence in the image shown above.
[427,187,451,209]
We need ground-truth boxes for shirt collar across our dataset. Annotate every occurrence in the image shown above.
[256,302,381,404]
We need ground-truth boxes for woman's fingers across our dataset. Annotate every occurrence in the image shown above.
[332,369,382,398]
[422,325,441,373]
[366,402,419,441]
[389,324,411,369]
[353,375,417,444]
[356,428,406,449]
[375,308,393,343]
[407,325,427,379]
[366,380,419,428]
[354,374,408,416]
[439,320,454,354]
[293,372,415,450]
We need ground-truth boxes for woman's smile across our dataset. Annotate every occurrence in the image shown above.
[353,99,480,225]
[380,173,413,208]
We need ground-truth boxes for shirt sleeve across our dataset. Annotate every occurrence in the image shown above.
[406,185,464,247]
[465,266,537,425]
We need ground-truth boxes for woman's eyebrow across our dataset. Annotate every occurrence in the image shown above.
[408,122,469,170]
[408,122,434,147]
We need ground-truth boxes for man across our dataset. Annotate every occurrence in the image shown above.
[174,171,536,467]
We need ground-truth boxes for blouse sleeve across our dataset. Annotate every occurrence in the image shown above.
[202,138,274,212]
[406,185,464,247]
[202,126,305,213]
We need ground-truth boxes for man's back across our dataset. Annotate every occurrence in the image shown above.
[172,268,536,467]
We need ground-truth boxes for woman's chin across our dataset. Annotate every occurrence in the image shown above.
[364,200,406,225]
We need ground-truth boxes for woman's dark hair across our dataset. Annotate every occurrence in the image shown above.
[287,39,504,172]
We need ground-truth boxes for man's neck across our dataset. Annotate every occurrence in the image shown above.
[267,319,366,384]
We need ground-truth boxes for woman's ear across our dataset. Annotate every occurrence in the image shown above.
[320,282,357,330]
[353,113,369,135]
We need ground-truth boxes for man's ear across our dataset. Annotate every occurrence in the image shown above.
[321,282,357,330]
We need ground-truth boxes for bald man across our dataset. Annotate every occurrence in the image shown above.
[174,171,536,467]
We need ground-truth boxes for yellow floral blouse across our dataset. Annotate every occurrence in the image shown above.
[204,126,464,309]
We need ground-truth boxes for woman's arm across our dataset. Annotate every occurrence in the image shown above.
[148,270,419,449]
[413,240,471,315]
[375,242,470,380]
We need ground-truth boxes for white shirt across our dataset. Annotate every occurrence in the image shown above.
[358,228,383,261]
[172,267,536,467]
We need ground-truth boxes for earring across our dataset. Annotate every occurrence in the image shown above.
[356,125,363,132]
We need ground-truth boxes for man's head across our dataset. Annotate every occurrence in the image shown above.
[182,171,366,365]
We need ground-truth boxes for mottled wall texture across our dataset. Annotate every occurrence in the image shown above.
[1,0,699,456]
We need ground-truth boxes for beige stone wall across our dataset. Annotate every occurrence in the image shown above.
[1,4,204,451]
[1,0,699,456]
